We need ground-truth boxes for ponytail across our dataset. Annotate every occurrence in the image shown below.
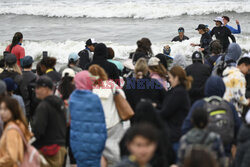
[184,76,193,90]
[9,32,23,52]
[169,66,193,90]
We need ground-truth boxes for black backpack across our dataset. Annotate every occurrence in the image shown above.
[213,54,235,77]
[203,96,234,145]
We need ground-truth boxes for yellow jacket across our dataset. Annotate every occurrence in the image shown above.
[0,120,31,167]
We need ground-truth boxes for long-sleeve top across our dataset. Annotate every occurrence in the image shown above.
[0,121,31,167]
[226,24,241,34]
[210,26,236,52]
[223,67,248,114]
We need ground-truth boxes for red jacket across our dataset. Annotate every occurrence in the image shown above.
[5,44,25,66]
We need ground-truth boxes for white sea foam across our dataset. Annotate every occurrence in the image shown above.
[1,0,250,19]
[1,36,250,65]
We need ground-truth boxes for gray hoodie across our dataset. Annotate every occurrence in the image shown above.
[225,43,242,63]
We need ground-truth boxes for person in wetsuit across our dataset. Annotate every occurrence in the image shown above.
[210,17,236,53]
[191,24,212,57]
[172,27,189,42]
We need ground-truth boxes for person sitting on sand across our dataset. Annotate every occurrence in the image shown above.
[172,27,189,42]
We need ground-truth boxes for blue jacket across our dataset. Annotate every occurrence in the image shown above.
[69,90,107,167]
[226,24,241,34]
[181,76,241,155]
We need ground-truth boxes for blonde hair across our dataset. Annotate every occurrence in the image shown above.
[88,64,108,86]
[5,64,22,75]
[135,58,148,79]
[169,65,193,90]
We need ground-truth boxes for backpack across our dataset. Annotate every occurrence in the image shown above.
[6,125,41,167]
[213,54,235,77]
[203,96,234,145]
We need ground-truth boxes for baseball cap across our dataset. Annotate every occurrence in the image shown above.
[5,53,17,65]
[36,76,54,90]
[148,57,160,66]
[3,78,17,92]
[62,68,76,78]
[86,38,97,46]
[68,53,79,61]
[22,56,34,67]
[0,80,7,94]
[192,51,203,60]
[195,24,206,30]
[213,17,223,24]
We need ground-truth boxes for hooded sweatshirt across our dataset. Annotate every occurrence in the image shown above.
[181,76,241,155]
[85,43,120,86]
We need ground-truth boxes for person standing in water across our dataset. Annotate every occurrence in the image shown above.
[172,27,189,42]
[5,32,25,67]
[210,17,236,52]
[223,16,241,34]
[191,24,212,57]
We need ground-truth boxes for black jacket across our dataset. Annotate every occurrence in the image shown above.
[45,70,61,84]
[185,62,211,104]
[123,76,166,121]
[210,26,236,52]
[78,48,91,70]
[86,53,120,86]
[32,95,67,149]
[160,85,191,143]
[200,32,212,56]
[235,124,250,167]
[0,70,29,111]
[22,71,37,118]
[172,35,189,42]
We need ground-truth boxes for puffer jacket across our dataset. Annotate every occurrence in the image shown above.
[69,89,107,167]
[235,124,250,167]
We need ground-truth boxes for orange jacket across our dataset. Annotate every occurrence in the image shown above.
[0,120,31,167]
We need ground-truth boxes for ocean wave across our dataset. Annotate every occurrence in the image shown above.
[1,37,250,65]
[0,1,250,19]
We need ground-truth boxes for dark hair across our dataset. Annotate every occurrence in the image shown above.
[36,62,46,76]
[40,57,57,69]
[222,16,230,22]
[68,59,77,66]
[136,38,153,57]
[238,57,250,66]
[155,53,168,70]
[1,96,28,128]
[210,40,222,55]
[23,64,32,69]
[126,123,159,144]
[0,59,5,68]
[169,66,193,90]
[184,147,218,167]
[9,32,23,52]
[134,101,165,129]
[191,108,208,129]
[178,27,185,32]
[58,76,75,100]
[107,47,115,59]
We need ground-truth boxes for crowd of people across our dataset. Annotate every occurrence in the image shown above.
[0,15,249,167]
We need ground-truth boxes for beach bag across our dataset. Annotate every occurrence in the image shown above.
[6,125,41,167]
[203,96,234,145]
[113,91,134,121]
